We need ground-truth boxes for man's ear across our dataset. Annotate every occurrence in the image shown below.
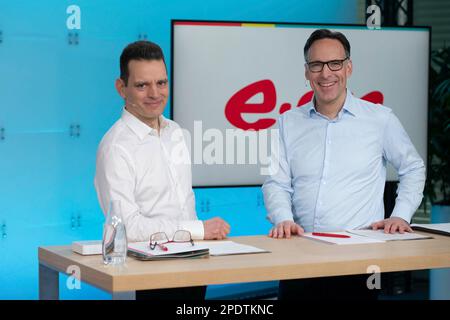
[115,78,126,99]
[304,64,310,81]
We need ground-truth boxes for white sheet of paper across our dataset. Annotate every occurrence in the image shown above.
[411,223,450,234]
[347,229,432,241]
[196,241,269,256]
[302,231,385,245]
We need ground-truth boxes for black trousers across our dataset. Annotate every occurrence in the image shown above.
[136,286,207,300]
[279,274,379,300]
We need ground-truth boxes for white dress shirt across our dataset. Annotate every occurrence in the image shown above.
[262,90,426,232]
[95,108,204,242]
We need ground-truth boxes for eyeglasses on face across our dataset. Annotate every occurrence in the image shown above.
[149,230,194,251]
[306,57,349,73]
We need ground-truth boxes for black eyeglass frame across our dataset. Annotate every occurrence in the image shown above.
[306,57,350,73]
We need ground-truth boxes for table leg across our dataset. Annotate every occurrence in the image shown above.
[39,263,59,300]
[112,291,136,300]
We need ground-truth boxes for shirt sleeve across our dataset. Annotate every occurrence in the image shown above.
[382,111,426,223]
[180,174,204,240]
[179,220,204,240]
[262,118,295,226]
[94,144,204,242]
[175,127,204,240]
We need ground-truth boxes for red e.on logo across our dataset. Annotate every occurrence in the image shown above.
[224,79,383,131]
[224,79,277,131]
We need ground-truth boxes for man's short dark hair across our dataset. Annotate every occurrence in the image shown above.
[303,29,351,62]
[120,40,166,85]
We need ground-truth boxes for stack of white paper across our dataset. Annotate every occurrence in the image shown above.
[127,240,269,260]
[302,229,433,245]
[197,241,269,256]
[302,231,385,245]
[347,229,433,241]
[411,223,450,236]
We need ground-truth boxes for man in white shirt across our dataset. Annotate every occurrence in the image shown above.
[95,40,230,299]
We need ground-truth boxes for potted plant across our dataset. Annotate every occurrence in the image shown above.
[426,46,450,218]
[427,46,450,300]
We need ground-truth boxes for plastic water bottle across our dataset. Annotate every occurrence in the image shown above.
[102,200,128,265]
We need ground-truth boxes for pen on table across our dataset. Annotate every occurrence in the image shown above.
[312,232,351,238]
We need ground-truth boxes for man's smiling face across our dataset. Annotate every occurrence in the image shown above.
[305,38,352,108]
[116,59,169,127]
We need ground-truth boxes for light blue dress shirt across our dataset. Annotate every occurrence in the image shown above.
[262,90,426,232]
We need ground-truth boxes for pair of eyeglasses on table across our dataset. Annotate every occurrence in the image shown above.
[149,230,194,251]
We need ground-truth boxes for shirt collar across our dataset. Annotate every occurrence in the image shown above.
[341,90,358,117]
[306,89,358,119]
[121,108,169,140]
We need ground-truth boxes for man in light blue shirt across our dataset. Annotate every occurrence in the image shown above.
[262,29,425,300]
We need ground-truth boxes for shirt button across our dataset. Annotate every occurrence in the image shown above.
[322,181,326,185]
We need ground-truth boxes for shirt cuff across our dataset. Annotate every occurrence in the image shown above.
[269,212,294,226]
[179,220,204,240]
[390,202,415,224]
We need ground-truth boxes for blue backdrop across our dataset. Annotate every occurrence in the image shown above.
[0,0,358,299]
